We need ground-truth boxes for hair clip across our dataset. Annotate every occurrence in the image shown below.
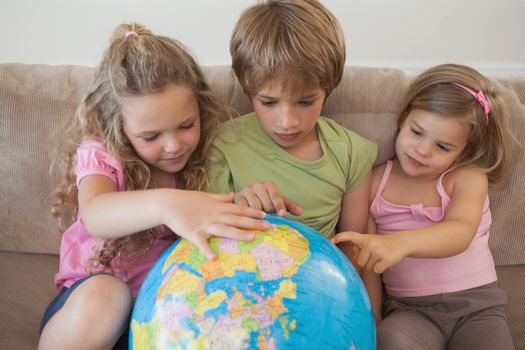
[451,83,490,122]
[125,31,139,38]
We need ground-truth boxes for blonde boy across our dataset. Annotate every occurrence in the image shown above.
[207,0,377,259]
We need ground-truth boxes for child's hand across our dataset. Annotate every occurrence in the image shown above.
[163,191,271,260]
[331,232,406,274]
[234,181,302,217]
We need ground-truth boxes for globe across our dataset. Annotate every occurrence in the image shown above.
[130,214,376,349]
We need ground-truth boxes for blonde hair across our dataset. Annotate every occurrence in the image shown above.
[53,23,231,271]
[230,0,345,97]
[397,63,511,184]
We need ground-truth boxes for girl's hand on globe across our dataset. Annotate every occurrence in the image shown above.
[331,231,407,274]
[161,190,270,260]
[234,181,302,217]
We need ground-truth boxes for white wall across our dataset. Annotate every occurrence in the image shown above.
[1,0,524,77]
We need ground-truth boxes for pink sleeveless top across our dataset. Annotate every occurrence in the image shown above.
[54,139,176,298]
[370,160,497,297]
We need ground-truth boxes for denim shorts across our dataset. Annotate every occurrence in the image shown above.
[39,274,129,350]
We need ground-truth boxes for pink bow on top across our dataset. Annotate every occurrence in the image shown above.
[451,83,490,121]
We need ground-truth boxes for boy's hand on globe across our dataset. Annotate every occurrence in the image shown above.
[234,182,302,217]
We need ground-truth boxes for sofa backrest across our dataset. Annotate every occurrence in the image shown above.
[1,63,524,266]
[0,64,93,254]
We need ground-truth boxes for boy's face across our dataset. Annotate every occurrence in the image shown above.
[251,76,326,155]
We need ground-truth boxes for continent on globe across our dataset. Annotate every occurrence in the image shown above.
[130,215,376,350]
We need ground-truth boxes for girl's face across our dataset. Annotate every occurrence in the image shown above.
[122,84,201,176]
[251,74,325,156]
[396,108,470,179]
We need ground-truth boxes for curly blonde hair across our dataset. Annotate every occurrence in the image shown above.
[397,64,512,185]
[52,23,232,272]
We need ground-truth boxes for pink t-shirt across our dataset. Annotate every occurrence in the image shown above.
[371,160,497,297]
[54,139,176,298]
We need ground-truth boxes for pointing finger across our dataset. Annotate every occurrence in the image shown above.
[331,231,362,246]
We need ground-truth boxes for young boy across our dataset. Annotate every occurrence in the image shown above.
[206,0,377,258]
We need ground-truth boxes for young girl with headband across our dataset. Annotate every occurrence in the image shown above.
[38,23,269,349]
[332,64,515,349]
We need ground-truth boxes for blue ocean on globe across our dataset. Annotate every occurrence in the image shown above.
[130,214,376,349]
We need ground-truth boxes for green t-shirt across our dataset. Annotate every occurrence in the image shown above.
[205,113,377,238]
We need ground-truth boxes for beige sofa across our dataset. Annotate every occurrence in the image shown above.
[0,63,524,349]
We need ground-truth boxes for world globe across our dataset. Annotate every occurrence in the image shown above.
[130,215,376,349]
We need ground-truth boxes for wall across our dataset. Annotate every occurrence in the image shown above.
[1,0,524,77]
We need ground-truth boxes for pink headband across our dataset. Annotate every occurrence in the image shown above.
[451,83,490,122]
[125,31,138,38]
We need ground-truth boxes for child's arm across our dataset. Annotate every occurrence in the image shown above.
[333,168,488,273]
[336,171,372,269]
[78,174,269,259]
[360,215,383,324]
[362,268,383,324]
[233,181,302,216]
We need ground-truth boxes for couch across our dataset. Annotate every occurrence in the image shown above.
[1,63,524,349]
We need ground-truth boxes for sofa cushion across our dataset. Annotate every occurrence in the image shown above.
[496,265,525,349]
[0,251,59,350]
